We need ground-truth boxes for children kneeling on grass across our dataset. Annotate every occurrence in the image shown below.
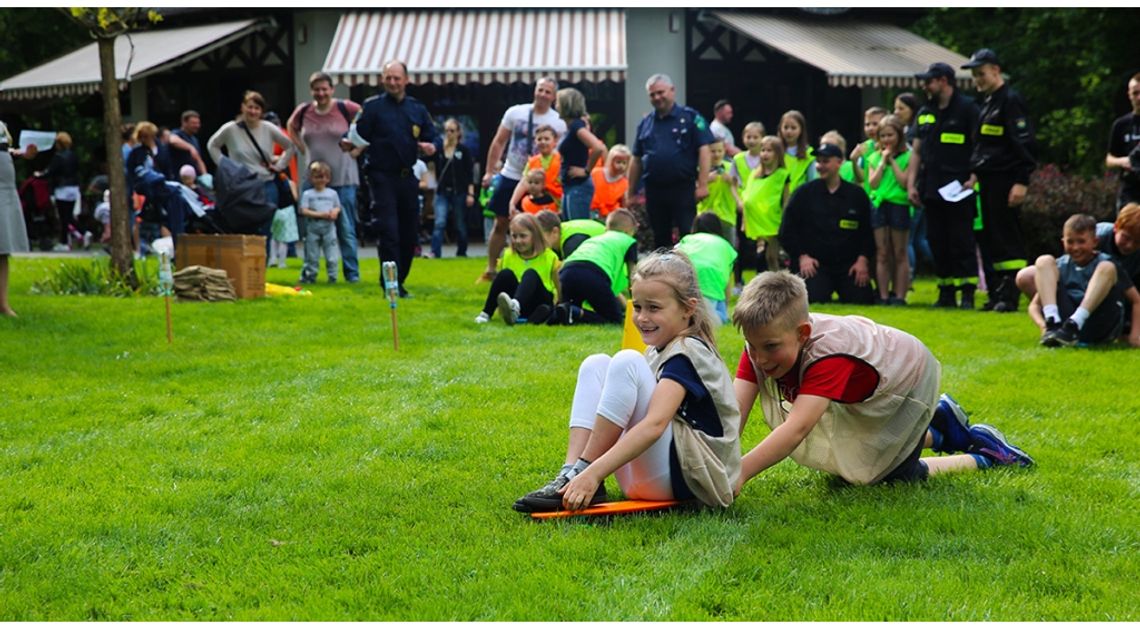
[550,209,639,325]
[513,250,741,512]
[732,271,1033,491]
[1013,213,1140,348]
[475,212,560,325]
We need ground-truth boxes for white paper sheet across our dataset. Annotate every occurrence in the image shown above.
[938,180,975,203]
[18,130,56,151]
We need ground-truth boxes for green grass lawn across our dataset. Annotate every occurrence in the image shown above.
[1,255,1138,620]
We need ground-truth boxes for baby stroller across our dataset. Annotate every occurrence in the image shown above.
[18,175,55,251]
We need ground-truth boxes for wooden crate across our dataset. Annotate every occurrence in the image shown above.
[177,234,266,299]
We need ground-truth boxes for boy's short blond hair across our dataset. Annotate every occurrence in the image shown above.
[524,168,546,184]
[732,271,810,333]
[606,208,637,233]
[1063,213,1096,235]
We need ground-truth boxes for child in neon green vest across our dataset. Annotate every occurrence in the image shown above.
[676,212,738,324]
[731,122,766,291]
[553,209,639,325]
[850,106,886,192]
[742,136,791,274]
[475,212,562,325]
[697,139,741,244]
[778,110,815,192]
[865,115,913,305]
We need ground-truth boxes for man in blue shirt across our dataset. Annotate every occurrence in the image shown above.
[347,60,440,297]
[626,73,714,249]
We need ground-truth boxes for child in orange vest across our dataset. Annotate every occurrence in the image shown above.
[518,168,559,215]
[589,144,631,220]
[510,125,561,214]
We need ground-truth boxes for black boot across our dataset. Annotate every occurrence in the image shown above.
[935,285,957,308]
[959,284,976,310]
[992,273,1020,312]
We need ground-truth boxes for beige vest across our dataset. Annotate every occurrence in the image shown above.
[647,336,742,507]
[755,314,940,485]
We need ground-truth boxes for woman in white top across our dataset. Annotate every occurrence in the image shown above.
[207,90,295,207]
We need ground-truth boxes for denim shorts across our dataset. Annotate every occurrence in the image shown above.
[871,201,911,230]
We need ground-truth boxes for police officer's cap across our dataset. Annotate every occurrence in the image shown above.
[961,48,1001,69]
[815,143,844,160]
[914,62,955,81]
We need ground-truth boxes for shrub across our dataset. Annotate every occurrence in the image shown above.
[30,257,163,297]
[1020,165,1117,258]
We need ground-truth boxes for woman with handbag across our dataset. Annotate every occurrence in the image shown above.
[429,118,474,258]
[207,91,296,241]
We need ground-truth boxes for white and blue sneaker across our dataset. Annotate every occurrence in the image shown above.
[931,393,972,453]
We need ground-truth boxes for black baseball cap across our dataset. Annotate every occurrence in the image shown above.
[815,143,844,160]
[961,48,1001,69]
[915,62,955,81]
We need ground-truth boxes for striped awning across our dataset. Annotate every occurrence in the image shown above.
[0,19,266,100]
[710,11,974,89]
[324,10,627,86]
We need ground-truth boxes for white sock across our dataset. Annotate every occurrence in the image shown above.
[1071,307,1090,329]
[1042,304,1060,323]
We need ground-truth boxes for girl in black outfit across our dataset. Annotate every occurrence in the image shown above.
[40,132,81,247]
[430,118,474,258]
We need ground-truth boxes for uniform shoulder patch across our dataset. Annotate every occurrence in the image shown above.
[1015,118,1028,130]
[693,113,708,131]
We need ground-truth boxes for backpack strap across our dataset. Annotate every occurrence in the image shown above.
[295,100,352,134]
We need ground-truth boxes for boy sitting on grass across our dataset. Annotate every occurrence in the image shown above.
[1014,213,1140,348]
[732,271,1033,491]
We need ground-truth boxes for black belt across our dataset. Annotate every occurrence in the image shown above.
[0,143,9,151]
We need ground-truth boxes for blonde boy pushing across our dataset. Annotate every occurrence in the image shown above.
[731,271,1033,490]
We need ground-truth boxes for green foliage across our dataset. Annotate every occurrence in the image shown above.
[910,8,1140,175]
[1,257,1138,619]
[63,7,162,38]
[30,256,162,297]
[1020,165,1118,258]
[0,8,89,80]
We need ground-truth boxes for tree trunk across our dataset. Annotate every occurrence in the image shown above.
[98,35,135,286]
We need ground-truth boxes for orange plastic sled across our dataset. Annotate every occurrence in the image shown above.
[530,499,684,520]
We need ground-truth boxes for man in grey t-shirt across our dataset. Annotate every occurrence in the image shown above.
[478,77,567,282]
[288,71,363,282]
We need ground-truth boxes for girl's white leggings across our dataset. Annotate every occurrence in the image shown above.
[569,350,676,500]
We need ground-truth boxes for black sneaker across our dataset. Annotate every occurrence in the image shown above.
[1041,319,1079,347]
[528,303,552,324]
[548,303,570,326]
[512,472,608,513]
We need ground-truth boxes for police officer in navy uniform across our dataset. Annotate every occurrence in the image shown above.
[626,73,714,249]
[346,60,440,298]
[963,48,1037,312]
[1105,72,1140,213]
[906,62,981,309]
